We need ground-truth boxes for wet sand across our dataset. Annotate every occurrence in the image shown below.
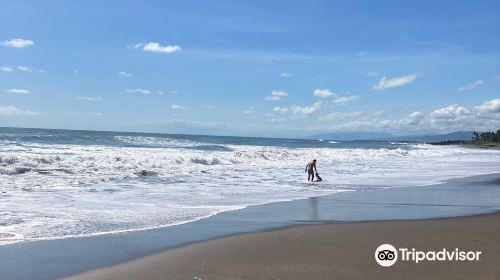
[65,212,500,280]
[2,173,499,280]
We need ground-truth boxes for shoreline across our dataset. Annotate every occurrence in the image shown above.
[427,142,500,150]
[65,211,500,280]
[460,143,500,150]
[1,173,500,279]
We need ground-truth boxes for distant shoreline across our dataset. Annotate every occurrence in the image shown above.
[429,140,500,150]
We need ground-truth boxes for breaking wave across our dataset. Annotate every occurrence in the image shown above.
[1,129,499,245]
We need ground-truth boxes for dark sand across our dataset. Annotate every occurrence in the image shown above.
[65,212,500,280]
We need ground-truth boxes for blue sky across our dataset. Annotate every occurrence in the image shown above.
[1,0,499,137]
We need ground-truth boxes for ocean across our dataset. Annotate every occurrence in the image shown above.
[1,127,499,245]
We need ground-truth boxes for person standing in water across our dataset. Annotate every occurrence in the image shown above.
[305,159,317,181]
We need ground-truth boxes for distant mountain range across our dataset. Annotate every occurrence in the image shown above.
[308,131,475,142]
[388,131,475,142]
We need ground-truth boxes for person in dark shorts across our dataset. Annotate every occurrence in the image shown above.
[305,159,317,181]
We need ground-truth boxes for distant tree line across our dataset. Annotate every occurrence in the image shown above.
[472,130,500,143]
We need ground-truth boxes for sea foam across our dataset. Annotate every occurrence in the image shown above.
[1,133,499,245]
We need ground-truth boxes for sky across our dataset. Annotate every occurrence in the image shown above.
[1,0,499,138]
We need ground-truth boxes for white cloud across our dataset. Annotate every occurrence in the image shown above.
[126,88,151,94]
[272,101,322,116]
[1,38,34,48]
[270,117,287,122]
[6,88,30,94]
[1,66,14,72]
[273,106,289,114]
[430,104,471,119]
[76,96,102,101]
[117,71,132,78]
[333,95,360,106]
[130,42,181,54]
[143,43,181,53]
[17,66,32,72]
[457,80,484,91]
[265,90,288,101]
[357,51,368,56]
[128,43,143,49]
[434,102,495,129]
[318,111,363,122]
[158,90,179,95]
[280,73,293,77]
[309,98,500,134]
[373,73,420,91]
[291,101,322,115]
[243,106,254,114]
[1,65,44,73]
[265,96,280,101]
[404,111,425,125]
[312,89,358,105]
[314,89,336,98]
[0,105,39,116]
[172,104,186,110]
[476,98,500,114]
[409,111,424,119]
[427,100,499,132]
[325,119,375,132]
[492,75,500,80]
[272,90,288,97]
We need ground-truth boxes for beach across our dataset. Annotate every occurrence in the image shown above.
[3,1,500,279]
[65,212,500,280]
[1,128,500,279]
[63,174,500,280]
[1,173,499,279]
[3,1,500,278]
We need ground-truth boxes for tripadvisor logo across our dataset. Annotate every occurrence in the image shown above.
[375,244,398,267]
[375,244,482,267]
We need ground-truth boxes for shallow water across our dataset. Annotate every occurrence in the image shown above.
[1,127,499,244]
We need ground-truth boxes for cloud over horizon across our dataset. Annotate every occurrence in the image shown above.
[0,105,40,116]
[314,98,500,134]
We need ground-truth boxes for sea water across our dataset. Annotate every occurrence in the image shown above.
[1,127,499,245]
